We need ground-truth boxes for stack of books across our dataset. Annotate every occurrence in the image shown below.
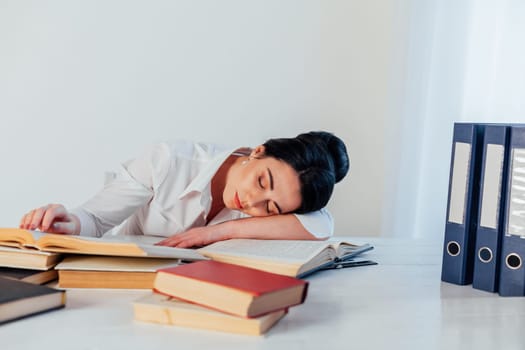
[0,228,373,286]
[0,238,66,324]
[133,260,309,335]
[0,227,373,329]
[441,123,525,296]
[0,245,61,285]
[0,277,66,325]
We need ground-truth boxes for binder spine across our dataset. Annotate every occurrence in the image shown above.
[441,123,485,285]
[472,125,510,292]
[499,126,525,296]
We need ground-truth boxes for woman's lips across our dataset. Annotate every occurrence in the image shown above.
[234,192,243,209]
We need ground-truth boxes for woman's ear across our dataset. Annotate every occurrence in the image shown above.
[250,145,266,158]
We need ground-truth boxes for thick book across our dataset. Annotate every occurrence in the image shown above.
[0,228,206,260]
[154,260,308,318]
[0,276,66,324]
[499,126,525,296]
[0,267,58,285]
[55,255,181,289]
[472,124,511,292]
[441,123,485,285]
[198,239,373,277]
[133,293,286,335]
[0,245,62,270]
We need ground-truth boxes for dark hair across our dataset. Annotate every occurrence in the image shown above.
[263,131,349,214]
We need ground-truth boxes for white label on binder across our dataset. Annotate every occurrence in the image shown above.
[480,144,504,229]
[508,148,525,236]
[448,142,471,225]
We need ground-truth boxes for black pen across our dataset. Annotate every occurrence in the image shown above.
[330,260,378,270]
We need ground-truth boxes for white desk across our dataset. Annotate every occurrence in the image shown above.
[2,237,525,350]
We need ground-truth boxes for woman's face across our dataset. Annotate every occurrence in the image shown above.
[223,146,302,217]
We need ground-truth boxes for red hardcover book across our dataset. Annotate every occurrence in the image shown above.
[154,260,308,318]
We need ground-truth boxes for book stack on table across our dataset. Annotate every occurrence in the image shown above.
[0,244,61,286]
[134,260,309,335]
[0,227,374,332]
[0,228,374,287]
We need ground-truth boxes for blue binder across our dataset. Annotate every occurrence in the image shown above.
[499,126,525,296]
[441,123,485,285]
[472,125,510,292]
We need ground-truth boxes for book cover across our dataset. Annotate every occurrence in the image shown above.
[154,260,308,318]
[133,293,286,335]
[0,267,58,285]
[0,277,66,324]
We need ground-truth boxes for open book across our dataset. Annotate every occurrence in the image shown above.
[198,239,374,277]
[0,228,205,261]
[1,228,372,277]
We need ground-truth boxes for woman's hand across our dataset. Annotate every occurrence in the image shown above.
[19,204,80,235]
[156,224,231,248]
[156,214,321,248]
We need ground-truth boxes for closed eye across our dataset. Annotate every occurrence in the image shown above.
[267,201,281,215]
[258,176,264,189]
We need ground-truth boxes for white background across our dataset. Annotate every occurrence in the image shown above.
[1,1,523,238]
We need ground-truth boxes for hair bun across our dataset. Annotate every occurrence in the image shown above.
[297,131,350,183]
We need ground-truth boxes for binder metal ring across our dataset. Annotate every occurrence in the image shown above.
[478,247,493,263]
[506,253,522,270]
[446,241,461,257]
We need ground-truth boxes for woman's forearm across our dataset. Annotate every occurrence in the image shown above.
[224,214,321,240]
[156,214,324,248]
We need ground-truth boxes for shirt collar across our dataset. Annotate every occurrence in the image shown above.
[177,146,238,200]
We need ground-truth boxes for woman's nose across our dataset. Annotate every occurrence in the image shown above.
[245,191,266,208]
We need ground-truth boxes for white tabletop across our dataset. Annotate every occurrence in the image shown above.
[1,237,525,350]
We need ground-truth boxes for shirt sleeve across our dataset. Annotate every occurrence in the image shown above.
[293,208,334,239]
[71,143,171,237]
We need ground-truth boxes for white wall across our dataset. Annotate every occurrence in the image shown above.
[0,1,396,236]
[380,0,525,239]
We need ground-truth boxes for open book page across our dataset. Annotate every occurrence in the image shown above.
[0,229,205,260]
[329,241,374,260]
[93,234,207,260]
[198,239,333,264]
[0,228,39,248]
[0,245,56,257]
[199,239,373,277]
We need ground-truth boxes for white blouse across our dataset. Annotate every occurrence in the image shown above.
[72,140,334,239]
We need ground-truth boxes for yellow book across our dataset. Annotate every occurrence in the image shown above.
[133,293,286,336]
[55,255,181,289]
[0,246,62,270]
[0,228,205,260]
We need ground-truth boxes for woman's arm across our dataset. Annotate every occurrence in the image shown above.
[157,214,328,248]
[20,144,167,237]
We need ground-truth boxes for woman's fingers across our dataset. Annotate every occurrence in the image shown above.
[41,204,68,231]
[20,206,47,230]
[156,235,183,247]
[19,204,73,234]
[155,227,218,248]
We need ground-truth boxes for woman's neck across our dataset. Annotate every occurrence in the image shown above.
[207,153,244,223]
